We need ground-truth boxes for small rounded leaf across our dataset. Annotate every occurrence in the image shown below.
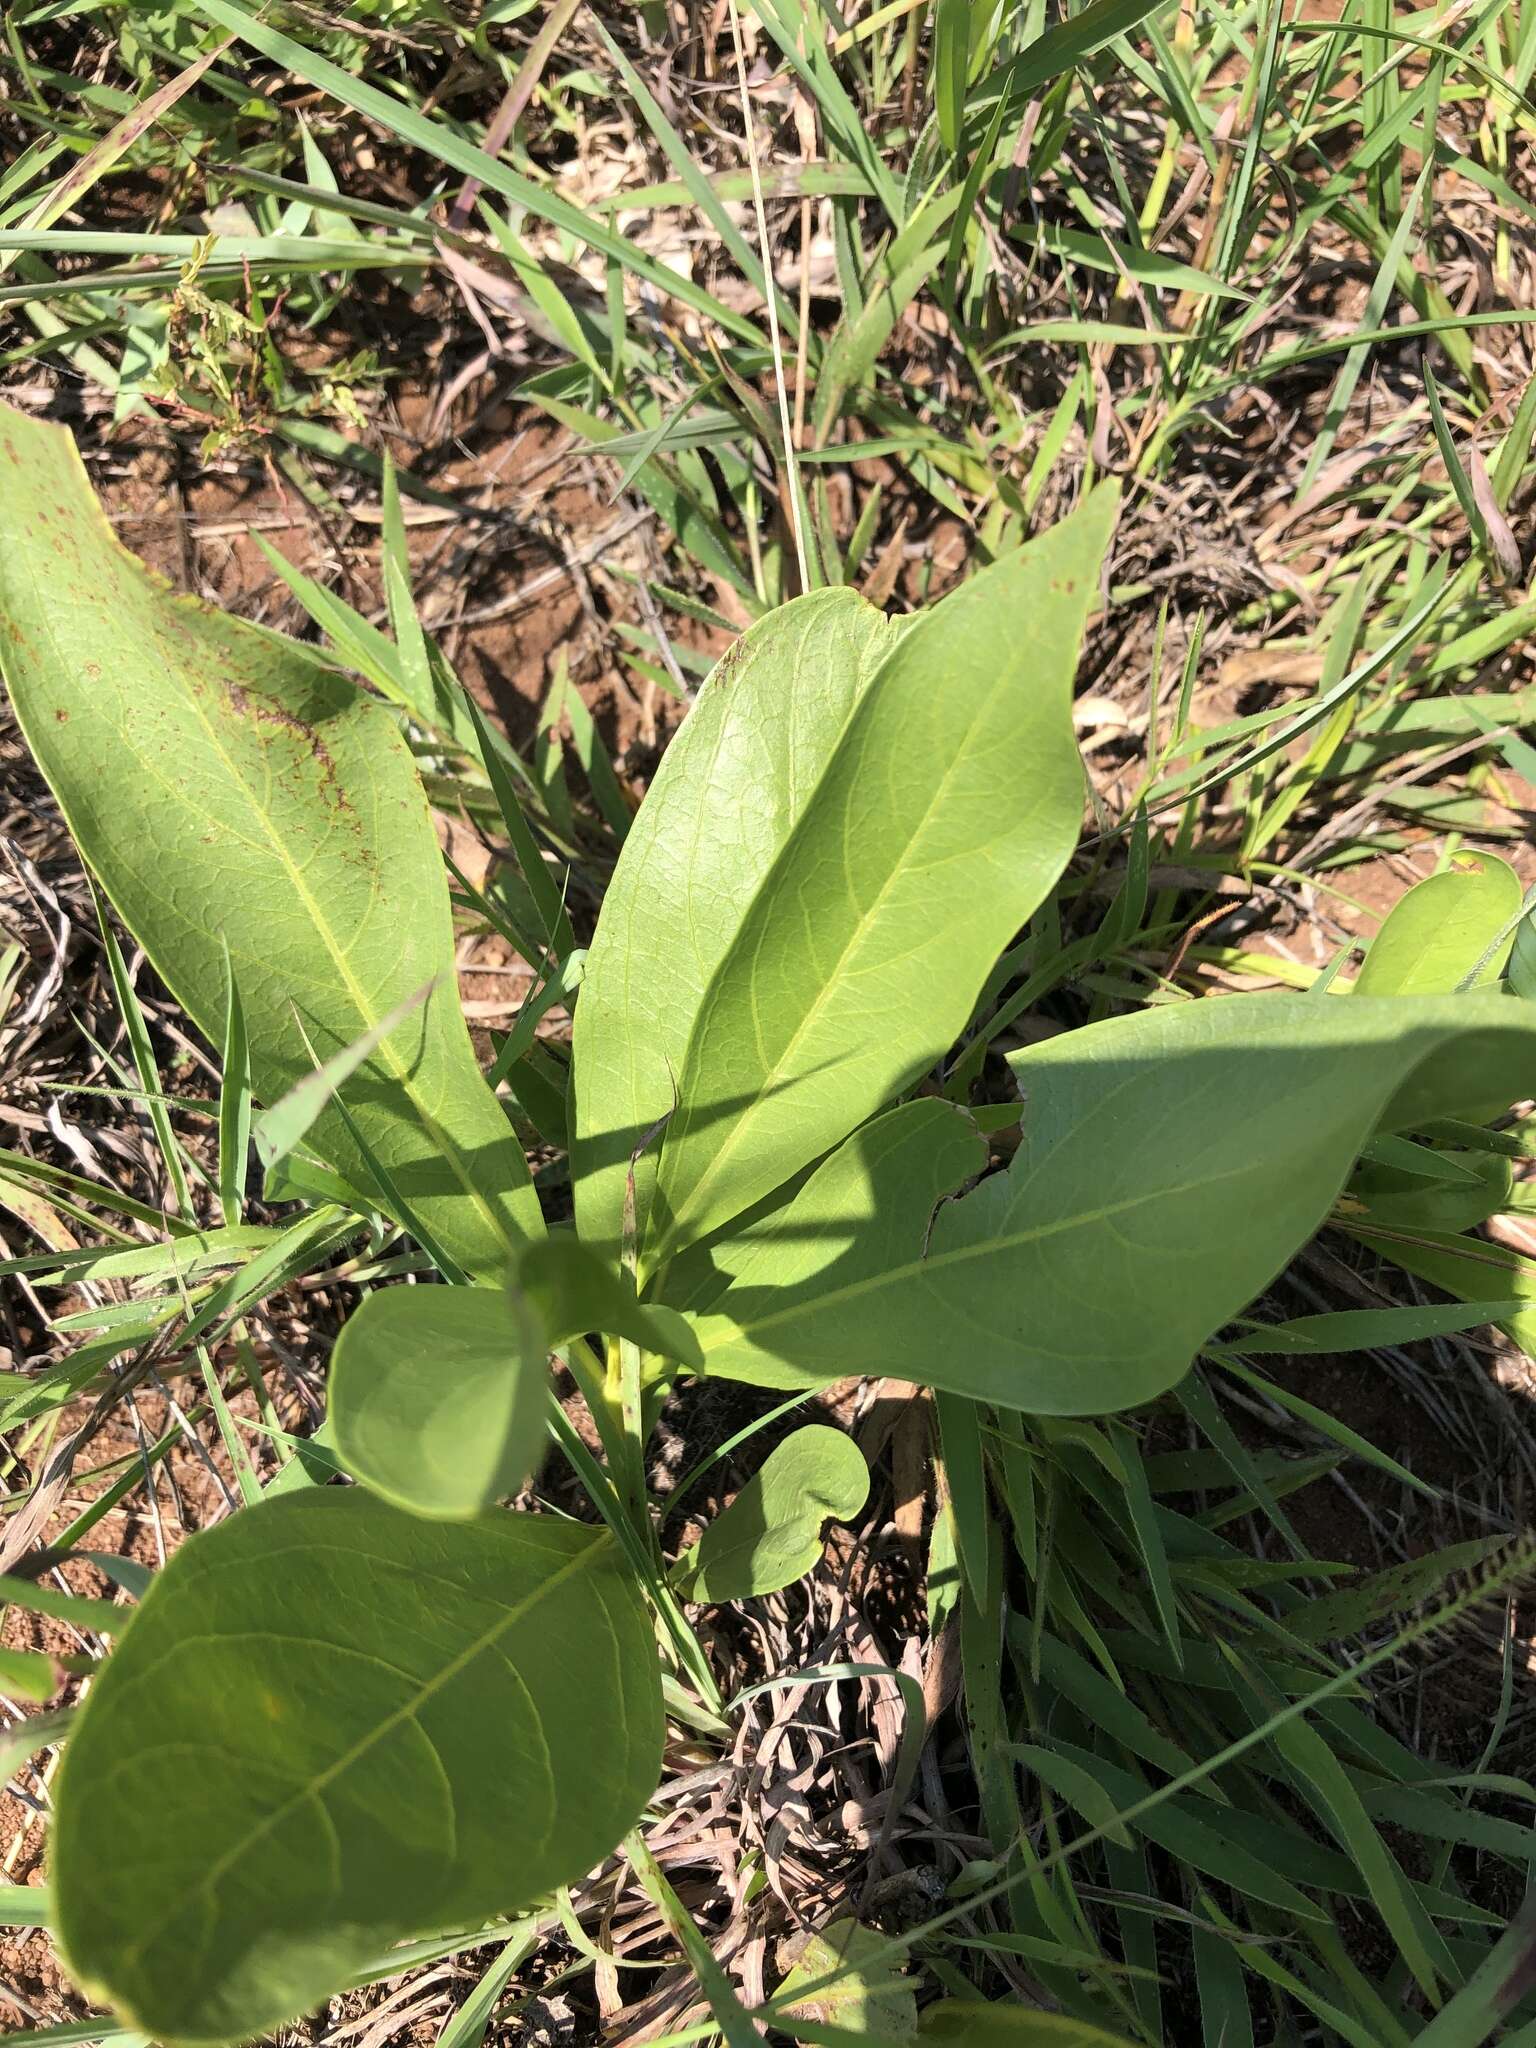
[1353,852,1521,996]
[331,1284,547,1519]
[332,1246,702,1523]
[671,1423,869,1602]
[52,1491,663,2045]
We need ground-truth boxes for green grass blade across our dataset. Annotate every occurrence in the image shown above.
[189,0,768,347]
[217,952,251,1226]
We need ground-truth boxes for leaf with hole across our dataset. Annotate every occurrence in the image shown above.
[689,994,1536,1411]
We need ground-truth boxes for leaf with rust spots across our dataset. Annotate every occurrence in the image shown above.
[0,402,544,1277]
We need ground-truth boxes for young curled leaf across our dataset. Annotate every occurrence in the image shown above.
[519,1234,702,1370]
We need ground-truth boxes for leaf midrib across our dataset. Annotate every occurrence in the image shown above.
[583,592,878,1249]
[698,1152,1265,1354]
[657,639,1039,1257]
[114,1533,607,1979]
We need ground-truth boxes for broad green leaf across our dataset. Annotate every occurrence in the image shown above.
[52,1491,662,2045]
[689,993,1536,1412]
[1352,852,1521,995]
[332,1241,700,1519]
[649,490,1116,1268]
[670,1424,869,1601]
[573,586,903,1267]
[0,403,542,1282]
[679,1094,985,1326]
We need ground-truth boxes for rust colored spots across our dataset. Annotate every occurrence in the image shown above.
[225,677,351,818]
[712,638,747,690]
[54,708,68,724]
[82,662,101,682]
